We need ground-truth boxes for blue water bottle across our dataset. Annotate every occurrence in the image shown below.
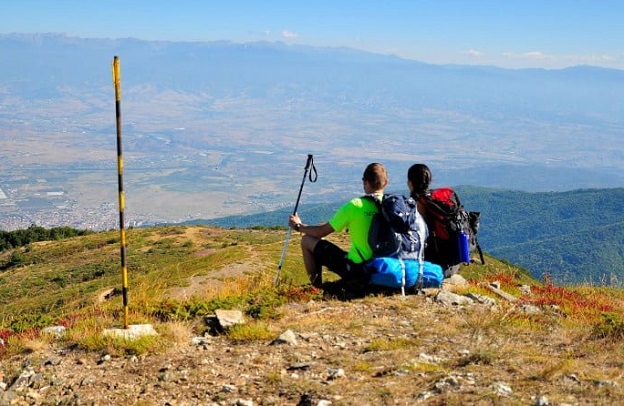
[457,231,470,263]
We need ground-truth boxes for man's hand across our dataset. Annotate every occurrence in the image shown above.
[289,213,302,230]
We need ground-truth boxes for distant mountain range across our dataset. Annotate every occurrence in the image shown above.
[187,187,624,286]
[1,33,624,230]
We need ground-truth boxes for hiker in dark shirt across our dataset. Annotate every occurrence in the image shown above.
[288,163,388,288]
[407,163,461,278]
[407,163,432,217]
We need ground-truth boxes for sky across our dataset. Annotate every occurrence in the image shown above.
[2,0,623,70]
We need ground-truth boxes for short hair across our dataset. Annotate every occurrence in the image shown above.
[363,163,388,190]
[407,163,432,195]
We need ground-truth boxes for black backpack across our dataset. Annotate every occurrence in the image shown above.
[418,187,484,268]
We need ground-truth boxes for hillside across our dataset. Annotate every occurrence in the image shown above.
[1,226,623,404]
[191,187,624,286]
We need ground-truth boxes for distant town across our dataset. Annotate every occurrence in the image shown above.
[0,184,148,231]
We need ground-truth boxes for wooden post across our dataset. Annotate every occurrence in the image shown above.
[112,56,129,328]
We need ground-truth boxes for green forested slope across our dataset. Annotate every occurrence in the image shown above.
[454,187,624,285]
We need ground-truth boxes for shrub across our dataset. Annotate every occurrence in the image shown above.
[591,312,624,341]
[8,314,54,333]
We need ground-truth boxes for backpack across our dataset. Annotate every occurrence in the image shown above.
[359,194,433,293]
[418,187,485,269]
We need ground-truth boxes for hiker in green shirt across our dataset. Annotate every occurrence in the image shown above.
[288,163,388,288]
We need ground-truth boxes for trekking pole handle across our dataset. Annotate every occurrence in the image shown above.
[304,154,318,183]
[304,154,313,171]
[292,154,317,215]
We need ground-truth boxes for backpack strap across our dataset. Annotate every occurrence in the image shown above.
[414,211,426,293]
[407,194,427,293]
[356,193,384,263]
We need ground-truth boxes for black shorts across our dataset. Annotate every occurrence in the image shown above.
[313,240,364,279]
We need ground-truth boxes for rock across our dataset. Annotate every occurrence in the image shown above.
[80,376,96,386]
[222,384,237,393]
[466,292,496,306]
[287,362,313,371]
[191,336,211,346]
[326,368,345,380]
[42,325,67,338]
[435,290,474,306]
[43,356,63,366]
[594,379,620,387]
[98,354,112,364]
[28,373,45,389]
[443,274,469,290]
[215,309,245,329]
[534,394,549,405]
[490,382,512,397]
[8,368,34,391]
[479,282,518,302]
[520,304,542,315]
[562,374,581,385]
[270,329,298,346]
[418,353,444,364]
[102,324,159,340]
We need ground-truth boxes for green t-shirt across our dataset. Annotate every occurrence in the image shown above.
[328,194,380,263]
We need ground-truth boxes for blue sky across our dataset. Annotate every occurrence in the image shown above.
[3,0,623,70]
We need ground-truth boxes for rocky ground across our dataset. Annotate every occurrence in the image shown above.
[1,277,623,406]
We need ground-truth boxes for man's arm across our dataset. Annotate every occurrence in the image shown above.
[289,214,334,239]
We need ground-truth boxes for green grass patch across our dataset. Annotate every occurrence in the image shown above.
[225,321,274,342]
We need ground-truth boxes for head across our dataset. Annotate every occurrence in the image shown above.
[362,163,388,193]
[407,163,432,196]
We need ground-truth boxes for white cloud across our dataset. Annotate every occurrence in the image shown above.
[462,49,483,57]
[501,50,622,68]
[503,51,554,61]
[524,51,551,60]
[282,31,298,39]
[571,54,617,64]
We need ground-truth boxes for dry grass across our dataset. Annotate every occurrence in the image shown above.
[157,320,194,345]
[0,226,623,404]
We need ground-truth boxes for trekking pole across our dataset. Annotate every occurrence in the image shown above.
[476,242,486,265]
[275,154,317,286]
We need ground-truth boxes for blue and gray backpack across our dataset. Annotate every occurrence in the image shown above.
[360,194,443,293]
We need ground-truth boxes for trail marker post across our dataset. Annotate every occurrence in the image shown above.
[112,56,129,329]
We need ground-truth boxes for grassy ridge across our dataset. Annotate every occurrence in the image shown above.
[190,187,624,286]
[1,225,622,337]
[0,226,293,323]
[0,225,623,405]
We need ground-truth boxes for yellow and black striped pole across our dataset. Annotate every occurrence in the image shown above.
[112,56,129,328]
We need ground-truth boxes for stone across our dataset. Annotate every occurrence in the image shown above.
[271,329,298,346]
[214,309,245,328]
[42,326,67,338]
[435,290,474,306]
[102,324,159,340]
